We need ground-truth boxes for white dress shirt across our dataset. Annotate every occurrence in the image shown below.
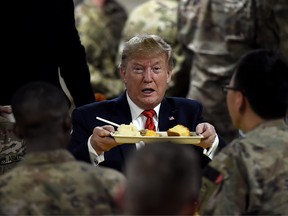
[88,93,218,166]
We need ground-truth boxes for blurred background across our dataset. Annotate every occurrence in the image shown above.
[117,0,145,12]
[73,0,145,13]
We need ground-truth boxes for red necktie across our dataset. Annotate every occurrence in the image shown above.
[142,109,156,131]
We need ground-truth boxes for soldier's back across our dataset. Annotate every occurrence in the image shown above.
[0,150,125,215]
[240,120,288,213]
[200,120,288,214]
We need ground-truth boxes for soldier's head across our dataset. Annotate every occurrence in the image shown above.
[225,49,288,131]
[123,142,201,215]
[119,34,173,110]
[11,82,71,151]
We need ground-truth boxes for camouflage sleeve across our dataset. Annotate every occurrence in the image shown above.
[96,166,126,199]
[274,0,288,56]
[75,2,125,98]
[165,43,192,97]
[199,141,249,215]
[0,117,25,175]
[95,167,126,214]
[178,0,279,55]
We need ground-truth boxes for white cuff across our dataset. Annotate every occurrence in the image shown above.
[203,135,219,159]
[88,135,105,166]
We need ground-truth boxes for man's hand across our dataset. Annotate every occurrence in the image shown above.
[90,125,118,155]
[196,123,216,149]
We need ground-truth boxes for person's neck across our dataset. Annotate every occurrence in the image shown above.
[25,138,64,152]
[240,111,264,133]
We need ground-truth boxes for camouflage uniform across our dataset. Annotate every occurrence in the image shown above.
[73,0,82,7]
[178,0,280,143]
[199,119,288,215]
[0,117,25,175]
[75,0,127,99]
[0,149,126,215]
[274,0,288,57]
[118,0,191,97]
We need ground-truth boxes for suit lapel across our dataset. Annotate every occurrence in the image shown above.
[158,97,178,131]
[112,92,133,125]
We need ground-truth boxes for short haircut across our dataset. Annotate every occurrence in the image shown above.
[124,142,201,215]
[233,49,288,119]
[11,82,69,137]
[120,34,173,69]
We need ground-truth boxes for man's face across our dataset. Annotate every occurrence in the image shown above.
[120,54,172,110]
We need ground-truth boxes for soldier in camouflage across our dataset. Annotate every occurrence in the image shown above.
[274,0,288,57]
[0,82,126,215]
[178,0,280,143]
[75,0,127,99]
[73,0,83,6]
[0,116,25,175]
[118,0,191,97]
[199,50,288,215]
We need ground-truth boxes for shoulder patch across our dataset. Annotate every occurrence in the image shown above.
[203,165,223,184]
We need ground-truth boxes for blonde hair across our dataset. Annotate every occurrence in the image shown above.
[120,34,173,69]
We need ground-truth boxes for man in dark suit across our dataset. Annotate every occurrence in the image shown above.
[69,34,226,172]
[2,0,95,107]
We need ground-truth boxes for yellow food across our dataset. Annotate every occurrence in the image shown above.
[144,129,160,137]
[167,124,190,136]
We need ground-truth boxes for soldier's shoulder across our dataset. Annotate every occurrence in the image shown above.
[204,138,245,174]
[96,166,126,186]
[93,166,126,212]
[0,119,25,175]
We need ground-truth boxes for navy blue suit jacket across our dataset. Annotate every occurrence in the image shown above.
[68,92,226,172]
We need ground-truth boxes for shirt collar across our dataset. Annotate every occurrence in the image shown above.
[126,92,161,121]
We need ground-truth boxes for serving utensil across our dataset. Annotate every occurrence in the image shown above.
[96,117,120,127]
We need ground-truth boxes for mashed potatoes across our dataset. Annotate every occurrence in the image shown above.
[114,123,141,136]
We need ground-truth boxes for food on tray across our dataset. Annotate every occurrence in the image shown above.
[114,123,141,136]
[114,123,191,137]
[167,124,190,136]
[141,129,160,137]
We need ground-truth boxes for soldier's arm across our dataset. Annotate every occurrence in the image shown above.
[199,147,248,215]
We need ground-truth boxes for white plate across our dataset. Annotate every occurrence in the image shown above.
[112,132,203,145]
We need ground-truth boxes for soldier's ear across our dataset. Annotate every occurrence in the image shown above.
[236,92,246,114]
[62,113,72,134]
[13,123,24,139]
